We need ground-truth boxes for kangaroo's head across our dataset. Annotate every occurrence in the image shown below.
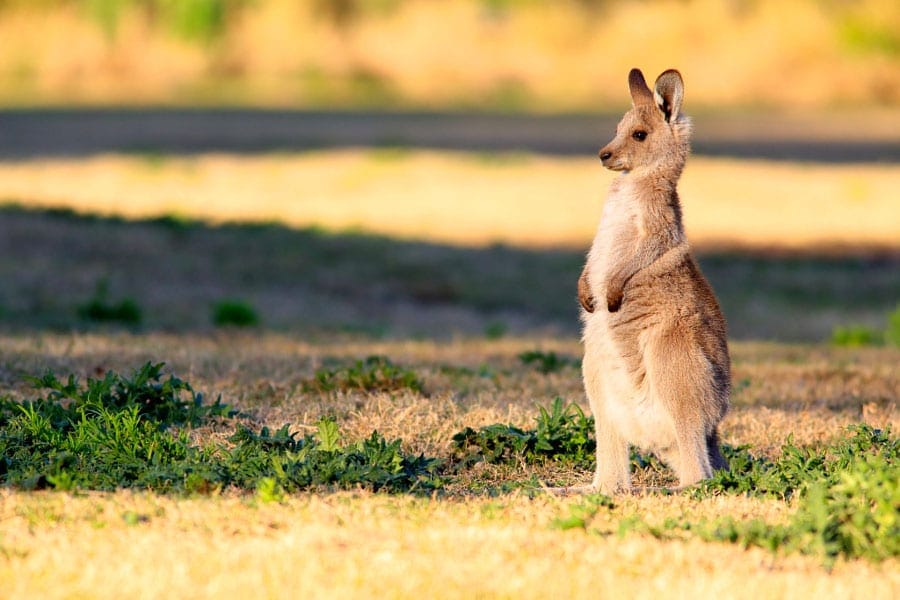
[599,68,692,176]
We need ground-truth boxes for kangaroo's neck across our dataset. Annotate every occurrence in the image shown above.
[613,168,686,243]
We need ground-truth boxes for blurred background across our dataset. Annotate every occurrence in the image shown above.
[0,0,899,110]
[0,0,897,343]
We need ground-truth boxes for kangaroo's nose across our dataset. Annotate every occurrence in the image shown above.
[599,151,612,160]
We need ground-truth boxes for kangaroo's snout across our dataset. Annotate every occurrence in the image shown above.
[598,141,627,171]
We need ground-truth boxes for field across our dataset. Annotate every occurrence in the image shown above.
[1,334,898,598]
[1,149,899,598]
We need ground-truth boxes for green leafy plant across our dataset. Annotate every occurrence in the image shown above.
[551,493,615,531]
[451,398,666,475]
[651,445,899,566]
[483,321,508,340]
[884,304,900,347]
[255,477,286,504]
[212,299,259,327]
[227,423,442,493]
[452,398,595,468]
[518,350,580,374]
[695,425,898,501]
[0,363,441,494]
[303,356,423,394]
[830,324,881,347]
[84,0,130,38]
[77,280,142,326]
[560,425,900,566]
[23,361,230,426]
[828,305,900,347]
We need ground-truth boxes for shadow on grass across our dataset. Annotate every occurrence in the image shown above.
[0,204,897,341]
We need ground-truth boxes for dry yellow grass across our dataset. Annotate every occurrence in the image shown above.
[0,331,898,597]
[3,490,898,600]
[1,150,898,249]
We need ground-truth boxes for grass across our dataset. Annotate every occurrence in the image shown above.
[601,426,900,567]
[301,355,423,394]
[452,397,595,469]
[0,361,441,493]
[1,491,897,599]
[0,333,897,597]
[0,202,896,341]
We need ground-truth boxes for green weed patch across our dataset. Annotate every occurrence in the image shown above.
[885,304,900,347]
[452,397,595,468]
[450,398,666,474]
[20,361,231,426]
[302,356,423,394]
[518,350,580,374]
[831,325,881,347]
[0,363,440,494]
[830,304,900,347]
[77,280,142,326]
[696,425,898,500]
[455,400,898,564]
[2,361,896,565]
[553,425,899,566]
[687,425,899,564]
[212,299,260,327]
[227,422,442,494]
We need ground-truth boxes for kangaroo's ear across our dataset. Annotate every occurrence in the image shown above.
[654,69,684,122]
[628,68,654,107]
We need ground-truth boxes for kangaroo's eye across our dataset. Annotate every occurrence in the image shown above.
[632,130,648,141]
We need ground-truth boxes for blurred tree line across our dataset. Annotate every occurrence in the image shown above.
[0,0,251,41]
[0,0,895,54]
[0,0,896,109]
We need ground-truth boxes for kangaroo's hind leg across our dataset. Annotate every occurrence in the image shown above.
[706,428,728,471]
[646,329,719,487]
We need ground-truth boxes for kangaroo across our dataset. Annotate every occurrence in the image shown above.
[578,68,730,494]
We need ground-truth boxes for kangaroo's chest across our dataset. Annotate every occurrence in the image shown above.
[587,180,642,292]
[583,180,658,411]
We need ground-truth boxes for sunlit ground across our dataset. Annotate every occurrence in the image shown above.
[0,150,897,249]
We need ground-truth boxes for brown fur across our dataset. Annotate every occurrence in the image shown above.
[578,68,730,494]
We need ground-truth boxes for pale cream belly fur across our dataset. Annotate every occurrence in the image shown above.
[582,312,678,454]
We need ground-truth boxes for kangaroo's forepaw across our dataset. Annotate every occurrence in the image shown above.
[579,293,595,313]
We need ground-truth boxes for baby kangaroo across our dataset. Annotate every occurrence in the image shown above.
[579,68,730,494]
